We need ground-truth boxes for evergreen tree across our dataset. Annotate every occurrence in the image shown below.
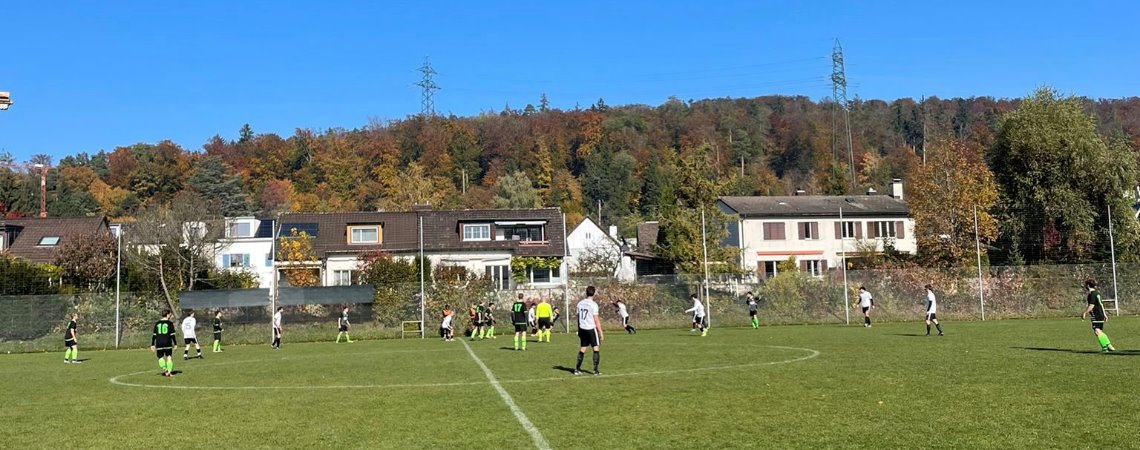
[188,155,252,216]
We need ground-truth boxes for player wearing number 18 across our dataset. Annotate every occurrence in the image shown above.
[511,293,529,351]
[151,310,178,377]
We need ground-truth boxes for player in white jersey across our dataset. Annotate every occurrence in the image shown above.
[441,305,454,341]
[858,287,874,327]
[574,286,604,375]
[685,294,707,336]
[924,284,943,336]
[614,300,635,334]
[272,307,283,349]
[181,310,203,360]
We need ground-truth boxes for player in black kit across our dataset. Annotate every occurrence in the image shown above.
[151,310,178,377]
[212,310,224,353]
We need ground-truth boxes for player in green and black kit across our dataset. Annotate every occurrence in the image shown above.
[1081,279,1116,353]
[212,310,224,353]
[64,313,80,364]
[511,293,529,350]
[151,310,178,377]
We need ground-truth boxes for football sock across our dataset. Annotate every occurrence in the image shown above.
[521,336,527,350]
[935,324,943,334]
[513,335,519,350]
[346,334,352,342]
[167,359,173,372]
[213,341,220,351]
[592,351,600,372]
[926,324,931,335]
[575,351,584,371]
[864,317,871,326]
[64,349,72,361]
[1098,333,1112,349]
[478,329,485,339]
[336,334,341,343]
[158,359,165,371]
[752,317,759,328]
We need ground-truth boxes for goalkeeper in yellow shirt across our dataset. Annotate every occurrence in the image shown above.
[535,297,554,342]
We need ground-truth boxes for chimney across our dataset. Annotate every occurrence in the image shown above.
[410,203,433,212]
[866,187,877,195]
[889,179,904,200]
[794,189,806,196]
[609,225,619,240]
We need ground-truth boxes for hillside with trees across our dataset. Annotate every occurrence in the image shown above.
[4,88,1140,268]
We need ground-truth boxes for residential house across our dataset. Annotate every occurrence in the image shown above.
[717,180,915,279]
[274,207,567,289]
[565,217,635,280]
[0,216,111,264]
[215,217,277,288]
[624,221,676,278]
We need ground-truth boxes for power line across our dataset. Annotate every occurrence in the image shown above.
[415,56,440,117]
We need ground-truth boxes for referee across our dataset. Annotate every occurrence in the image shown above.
[574,286,604,375]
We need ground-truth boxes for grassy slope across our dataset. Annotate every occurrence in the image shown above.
[2,317,1137,449]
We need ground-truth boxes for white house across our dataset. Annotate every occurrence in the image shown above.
[215,217,277,288]
[565,217,636,281]
[717,180,916,279]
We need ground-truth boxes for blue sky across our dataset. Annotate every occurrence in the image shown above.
[1,1,1137,162]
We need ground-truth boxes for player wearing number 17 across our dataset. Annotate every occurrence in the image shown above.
[574,286,604,375]
[151,310,178,377]
[511,293,529,351]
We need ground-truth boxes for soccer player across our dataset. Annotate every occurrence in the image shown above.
[614,299,635,334]
[212,310,224,353]
[336,306,353,343]
[151,310,178,377]
[527,301,538,336]
[467,303,478,338]
[272,306,283,349]
[485,302,497,339]
[745,292,759,329]
[551,306,562,331]
[924,284,943,336]
[511,293,529,350]
[441,305,454,341]
[536,297,554,342]
[685,294,707,337]
[858,287,874,327]
[182,310,203,360]
[63,313,80,364]
[574,285,604,375]
[1081,279,1116,352]
[471,301,485,341]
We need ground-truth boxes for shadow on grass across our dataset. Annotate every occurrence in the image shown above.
[156,370,185,376]
[552,365,578,374]
[1014,347,1140,356]
[499,347,523,351]
[886,333,929,337]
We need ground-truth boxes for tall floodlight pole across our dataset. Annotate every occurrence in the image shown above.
[562,212,570,333]
[114,224,122,348]
[419,215,426,338]
[270,216,281,343]
[1108,204,1120,315]
[840,207,849,325]
[701,208,711,328]
[974,205,986,321]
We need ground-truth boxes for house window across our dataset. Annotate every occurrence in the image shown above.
[38,236,60,246]
[496,225,544,241]
[799,222,819,240]
[803,260,823,277]
[841,221,857,239]
[463,224,491,241]
[333,270,354,286]
[762,223,786,240]
[485,265,511,290]
[585,232,592,240]
[265,253,273,267]
[762,261,779,279]
[528,266,561,283]
[349,226,380,244]
[223,254,251,268]
[229,222,252,238]
[875,221,897,238]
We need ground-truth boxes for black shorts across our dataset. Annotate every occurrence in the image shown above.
[65,339,76,348]
[440,327,448,337]
[273,327,281,338]
[621,316,630,326]
[184,338,197,345]
[338,324,348,332]
[514,323,528,332]
[861,307,870,313]
[926,313,937,321]
[577,328,600,347]
[156,348,173,358]
[1092,321,1105,331]
[213,332,222,341]
[473,320,483,327]
[537,318,552,329]
[749,310,757,317]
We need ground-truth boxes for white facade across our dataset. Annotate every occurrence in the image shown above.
[215,217,275,288]
[735,216,916,278]
[322,251,565,289]
[565,217,633,279]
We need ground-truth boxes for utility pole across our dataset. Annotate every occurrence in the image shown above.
[921,95,927,165]
[831,39,855,191]
[597,200,602,225]
[415,57,440,117]
[33,163,48,217]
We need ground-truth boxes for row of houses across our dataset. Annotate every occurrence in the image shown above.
[0,184,916,288]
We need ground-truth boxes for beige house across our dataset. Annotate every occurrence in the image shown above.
[717,181,915,279]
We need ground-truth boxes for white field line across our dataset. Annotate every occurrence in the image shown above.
[109,345,821,391]
[460,339,552,450]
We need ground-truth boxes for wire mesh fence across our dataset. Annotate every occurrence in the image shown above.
[0,263,1132,353]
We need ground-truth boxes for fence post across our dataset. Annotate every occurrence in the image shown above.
[974,205,986,321]
[1108,204,1121,315]
[840,207,849,325]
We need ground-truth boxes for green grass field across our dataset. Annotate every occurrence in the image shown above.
[2,317,1138,449]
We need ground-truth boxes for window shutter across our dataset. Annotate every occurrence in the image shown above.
[757,262,765,279]
[867,222,878,238]
[243,254,251,267]
[855,223,863,239]
[821,260,828,272]
[775,223,785,240]
[798,223,806,240]
[222,254,231,267]
[799,260,808,272]
[834,222,842,239]
[811,222,819,239]
[762,224,771,240]
[896,221,905,239]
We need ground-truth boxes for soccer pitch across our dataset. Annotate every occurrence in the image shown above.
[3,317,1138,449]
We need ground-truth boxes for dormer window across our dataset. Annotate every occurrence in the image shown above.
[494,221,546,241]
[228,222,253,238]
[463,224,491,241]
[348,225,381,244]
[38,236,60,246]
